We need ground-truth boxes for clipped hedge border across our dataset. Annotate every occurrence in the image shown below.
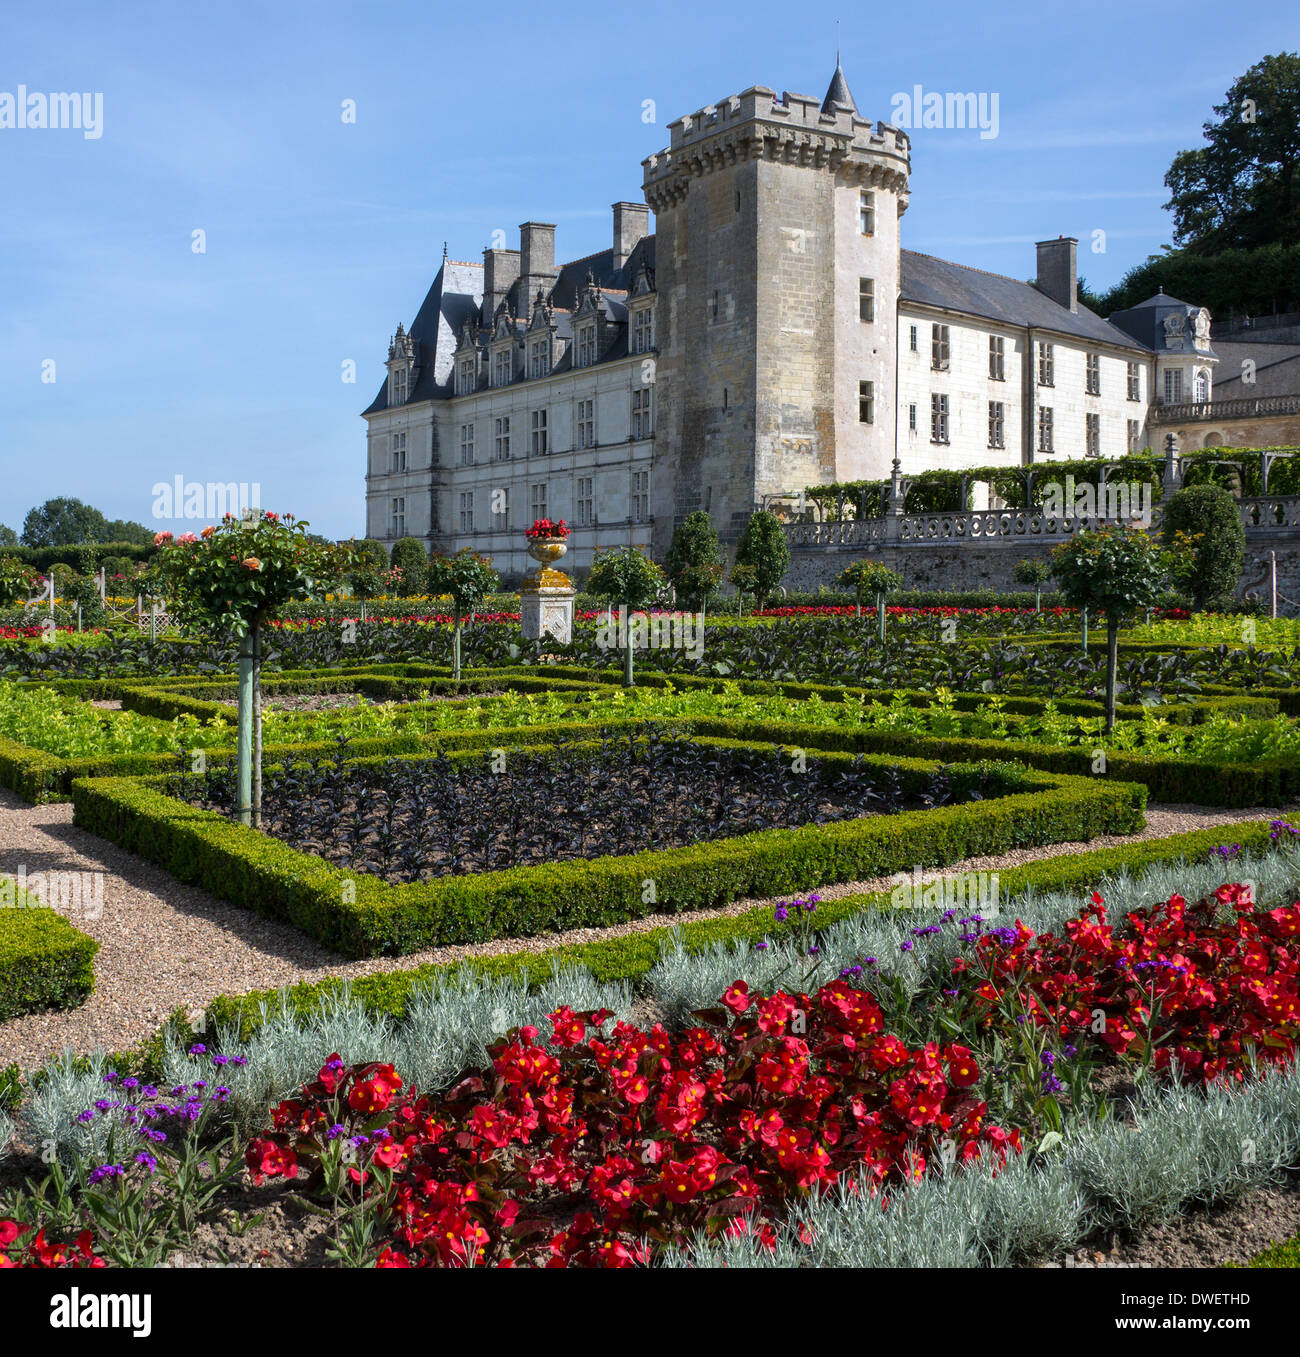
[0,881,99,1021]
[201,817,1283,1041]
[69,735,1145,959]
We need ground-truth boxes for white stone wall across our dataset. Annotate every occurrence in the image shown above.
[896,307,1154,473]
[366,354,654,577]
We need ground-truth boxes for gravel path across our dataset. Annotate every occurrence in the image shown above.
[1,787,1296,1070]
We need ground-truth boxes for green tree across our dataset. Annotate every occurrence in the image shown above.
[0,525,17,547]
[151,512,348,826]
[587,545,665,686]
[836,559,903,638]
[102,518,154,546]
[1160,483,1246,610]
[1013,557,1054,612]
[21,497,109,547]
[1164,53,1300,254]
[663,511,725,615]
[733,510,790,611]
[390,537,430,595]
[1050,526,1168,731]
[426,549,501,679]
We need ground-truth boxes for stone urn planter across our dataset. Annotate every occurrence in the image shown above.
[521,527,574,642]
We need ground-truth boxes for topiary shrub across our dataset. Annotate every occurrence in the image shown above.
[390,537,430,596]
[1161,484,1245,611]
[733,511,790,610]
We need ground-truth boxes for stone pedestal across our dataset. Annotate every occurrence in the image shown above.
[521,584,575,642]
[520,536,574,642]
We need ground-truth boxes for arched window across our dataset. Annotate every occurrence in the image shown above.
[1194,369,1210,404]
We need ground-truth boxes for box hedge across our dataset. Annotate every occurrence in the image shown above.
[0,883,99,1020]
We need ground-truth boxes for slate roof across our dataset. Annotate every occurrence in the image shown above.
[1212,341,1300,398]
[900,250,1149,352]
[364,238,655,415]
[822,62,856,114]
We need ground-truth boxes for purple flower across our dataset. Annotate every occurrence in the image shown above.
[135,1152,158,1174]
[326,1124,347,1140]
[900,940,914,952]
[188,1044,207,1056]
[89,1164,125,1185]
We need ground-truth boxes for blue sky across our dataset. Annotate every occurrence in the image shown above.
[1,0,1294,541]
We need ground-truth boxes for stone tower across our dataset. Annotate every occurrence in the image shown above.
[642,66,910,553]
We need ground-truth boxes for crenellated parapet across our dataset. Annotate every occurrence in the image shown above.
[642,85,909,213]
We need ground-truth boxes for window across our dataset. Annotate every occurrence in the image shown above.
[457,358,475,396]
[1037,342,1054,387]
[633,307,654,355]
[576,398,595,449]
[458,492,474,535]
[576,324,596,368]
[493,349,512,388]
[930,394,949,444]
[576,476,594,528]
[390,496,405,537]
[529,338,549,379]
[858,278,875,323]
[1037,406,1054,453]
[988,401,1004,449]
[531,409,548,455]
[931,325,950,371]
[458,423,475,466]
[492,490,509,527]
[908,403,917,433]
[390,432,407,473]
[1126,361,1141,401]
[1086,411,1100,457]
[631,470,650,524]
[530,483,547,522]
[1127,419,1142,453]
[632,387,653,438]
[989,335,1005,382]
[390,367,408,404]
[1086,352,1100,396]
[1194,369,1209,403]
[858,380,874,424]
[1164,369,1183,404]
[859,190,875,236]
[909,325,918,353]
[494,415,511,461]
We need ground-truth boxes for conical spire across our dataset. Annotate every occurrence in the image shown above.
[822,58,856,114]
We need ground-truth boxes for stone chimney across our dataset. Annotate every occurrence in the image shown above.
[612,202,650,271]
[519,222,557,304]
[482,247,520,320]
[1035,236,1078,313]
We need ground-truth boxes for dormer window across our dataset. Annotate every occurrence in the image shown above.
[577,324,596,368]
[390,366,408,404]
[529,338,550,379]
[493,349,513,388]
[633,306,654,355]
[456,358,476,396]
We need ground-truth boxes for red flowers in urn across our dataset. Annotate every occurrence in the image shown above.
[525,518,569,540]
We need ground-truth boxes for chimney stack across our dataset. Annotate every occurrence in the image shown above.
[519,222,557,308]
[482,246,520,320]
[1035,236,1078,313]
[612,201,650,271]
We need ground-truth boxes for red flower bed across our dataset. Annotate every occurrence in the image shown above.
[962,885,1300,1083]
[0,1220,104,1268]
[246,980,1019,1267]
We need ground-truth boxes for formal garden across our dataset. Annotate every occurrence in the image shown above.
[3,501,1300,1269]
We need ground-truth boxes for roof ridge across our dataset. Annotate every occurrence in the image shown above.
[901,247,1039,291]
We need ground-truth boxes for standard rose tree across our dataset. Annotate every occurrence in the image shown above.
[836,559,903,638]
[426,549,501,679]
[1050,524,1168,732]
[0,555,40,609]
[586,545,665,687]
[150,512,348,826]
